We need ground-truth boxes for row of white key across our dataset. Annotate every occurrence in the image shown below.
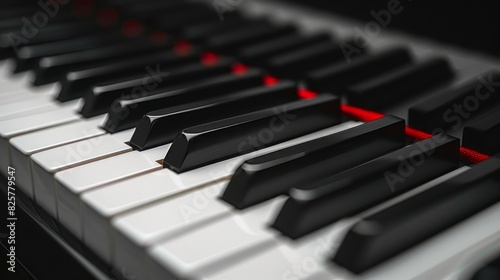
[0,70,86,179]
[60,122,360,262]
[0,90,63,121]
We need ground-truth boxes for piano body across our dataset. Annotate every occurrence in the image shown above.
[0,0,500,279]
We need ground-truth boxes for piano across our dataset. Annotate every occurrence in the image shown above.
[1,0,500,279]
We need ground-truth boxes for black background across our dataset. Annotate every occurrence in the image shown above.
[287,0,500,58]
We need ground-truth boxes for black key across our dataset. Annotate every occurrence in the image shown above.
[0,20,102,60]
[206,22,297,54]
[0,6,39,19]
[273,135,460,239]
[181,16,251,43]
[164,94,342,173]
[239,33,333,65]
[108,0,173,6]
[332,157,500,274]
[156,6,216,32]
[0,11,76,32]
[106,0,162,5]
[130,82,299,150]
[266,40,361,79]
[306,47,413,92]
[409,71,500,132]
[0,0,32,9]
[0,18,27,33]
[221,116,406,209]
[80,58,236,118]
[463,110,500,155]
[57,48,201,102]
[33,39,170,85]
[14,32,127,72]
[120,0,197,17]
[471,255,500,280]
[103,69,265,133]
[346,57,454,110]
[125,3,212,26]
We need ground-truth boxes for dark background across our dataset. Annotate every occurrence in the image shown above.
[287,0,500,58]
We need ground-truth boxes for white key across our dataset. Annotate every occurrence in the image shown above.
[9,116,107,198]
[0,96,59,121]
[0,108,81,176]
[0,81,34,95]
[0,79,57,96]
[0,85,67,122]
[109,182,230,278]
[0,74,8,84]
[0,59,15,82]
[0,82,60,104]
[90,181,231,264]
[206,222,352,280]
[56,145,167,239]
[2,90,41,104]
[1,69,38,91]
[82,172,231,264]
[205,168,472,280]
[0,80,27,95]
[80,122,360,266]
[0,60,5,77]
[450,235,500,280]
[31,129,134,217]
[147,197,287,280]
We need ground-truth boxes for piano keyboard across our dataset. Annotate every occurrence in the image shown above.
[1,0,500,279]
